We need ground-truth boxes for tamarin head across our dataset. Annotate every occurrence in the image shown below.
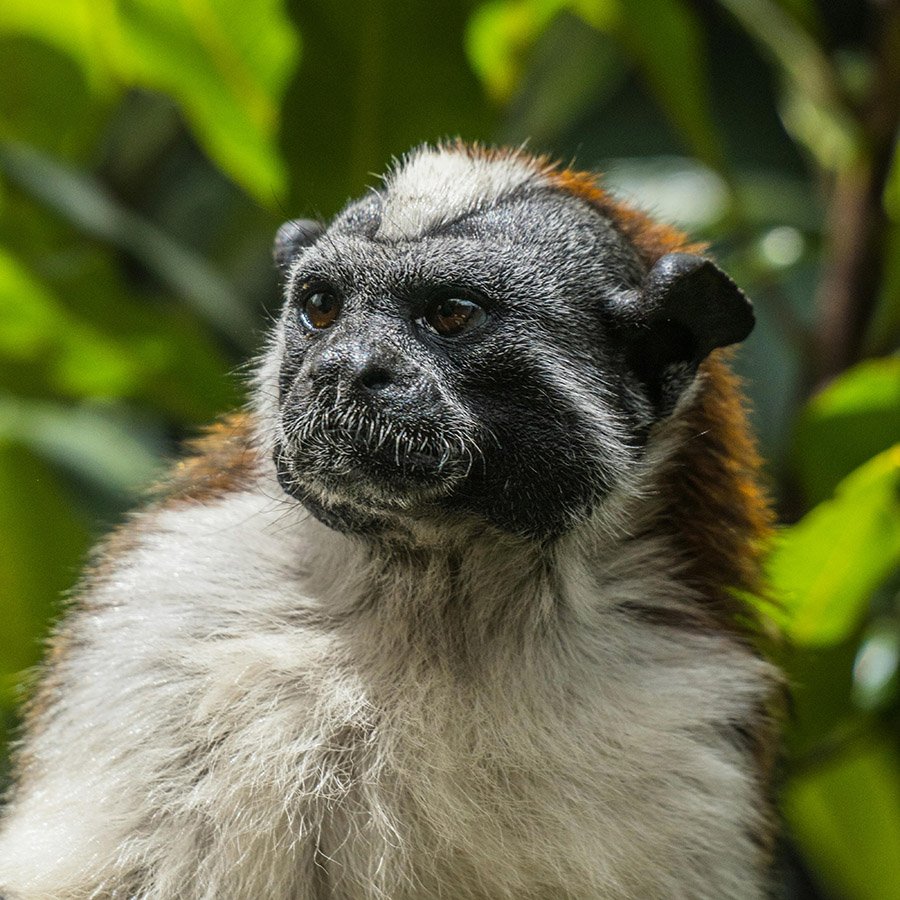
[269,144,753,539]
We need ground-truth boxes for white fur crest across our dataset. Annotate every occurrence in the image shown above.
[376,145,545,241]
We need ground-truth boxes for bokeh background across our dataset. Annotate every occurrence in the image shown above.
[0,0,898,896]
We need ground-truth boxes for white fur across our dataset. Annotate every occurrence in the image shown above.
[0,437,772,898]
[376,147,543,241]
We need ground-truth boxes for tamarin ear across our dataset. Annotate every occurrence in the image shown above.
[618,253,755,415]
[274,219,324,272]
[640,253,754,357]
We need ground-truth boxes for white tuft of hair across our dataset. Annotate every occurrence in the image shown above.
[377,144,543,241]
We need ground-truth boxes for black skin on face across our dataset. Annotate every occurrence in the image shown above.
[431,336,618,539]
[275,289,626,541]
[272,191,753,542]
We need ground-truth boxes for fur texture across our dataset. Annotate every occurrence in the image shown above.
[0,143,779,899]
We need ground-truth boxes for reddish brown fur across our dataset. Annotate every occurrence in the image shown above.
[664,355,775,623]
[665,357,781,852]
[545,167,708,261]
[154,411,258,507]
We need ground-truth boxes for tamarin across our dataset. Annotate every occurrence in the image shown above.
[0,143,779,899]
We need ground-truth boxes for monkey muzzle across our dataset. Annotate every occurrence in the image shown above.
[275,343,476,514]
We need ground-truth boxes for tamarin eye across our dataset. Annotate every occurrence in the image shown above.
[421,297,487,337]
[298,289,341,330]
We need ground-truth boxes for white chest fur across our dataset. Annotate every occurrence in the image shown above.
[0,481,771,900]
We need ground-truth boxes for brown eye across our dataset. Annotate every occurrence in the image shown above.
[422,297,487,336]
[299,290,341,330]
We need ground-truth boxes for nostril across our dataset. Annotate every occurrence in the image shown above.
[359,366,393,392]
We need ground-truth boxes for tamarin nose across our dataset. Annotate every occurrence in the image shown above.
[307,344,409,396]
[357,364,394,393]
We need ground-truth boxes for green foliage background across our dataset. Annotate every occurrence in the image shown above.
[0,1,898,896]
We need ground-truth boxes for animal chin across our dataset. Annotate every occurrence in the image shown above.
[276,412,468,516]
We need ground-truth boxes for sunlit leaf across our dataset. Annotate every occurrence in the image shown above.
[112,0,299,202]
[466,0,618,102]
[793,358,900,504]
[783,735,900,900]
[0,0,299,203]
[0,0,114,93]
[768,446,900,645]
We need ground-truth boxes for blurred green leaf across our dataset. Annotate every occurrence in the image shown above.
[602,157,729,231]
[0,0,115,93]
[0,246,237,421]
[733,172,825,231]
[0,247,144,396]
[617,0,724,172]
[112,0,298,202]
[0,142,257,347]
[468,0,725,171]
[780,84,861,175]
[0,438,92,767]
[499,12,625,146]
[884,138,900,219]
[768,445,900,645]
[0,37,101,159]
[783,735,900,900]
[0,0,298,203]
[783,640,859,758]
[0,440,89,694]
[868,222,900,356]
[793,358,900,504]
[771,0,821,35]
[283,0,493,216]
[0,395,164,497]
[851,618,900,712]
[715,0,861,173]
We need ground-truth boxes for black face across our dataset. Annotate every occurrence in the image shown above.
[272,189,752,541]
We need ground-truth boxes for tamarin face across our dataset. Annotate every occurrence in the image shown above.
[271,146,753,539]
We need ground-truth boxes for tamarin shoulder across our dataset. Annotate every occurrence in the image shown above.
[153,411,259,507]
